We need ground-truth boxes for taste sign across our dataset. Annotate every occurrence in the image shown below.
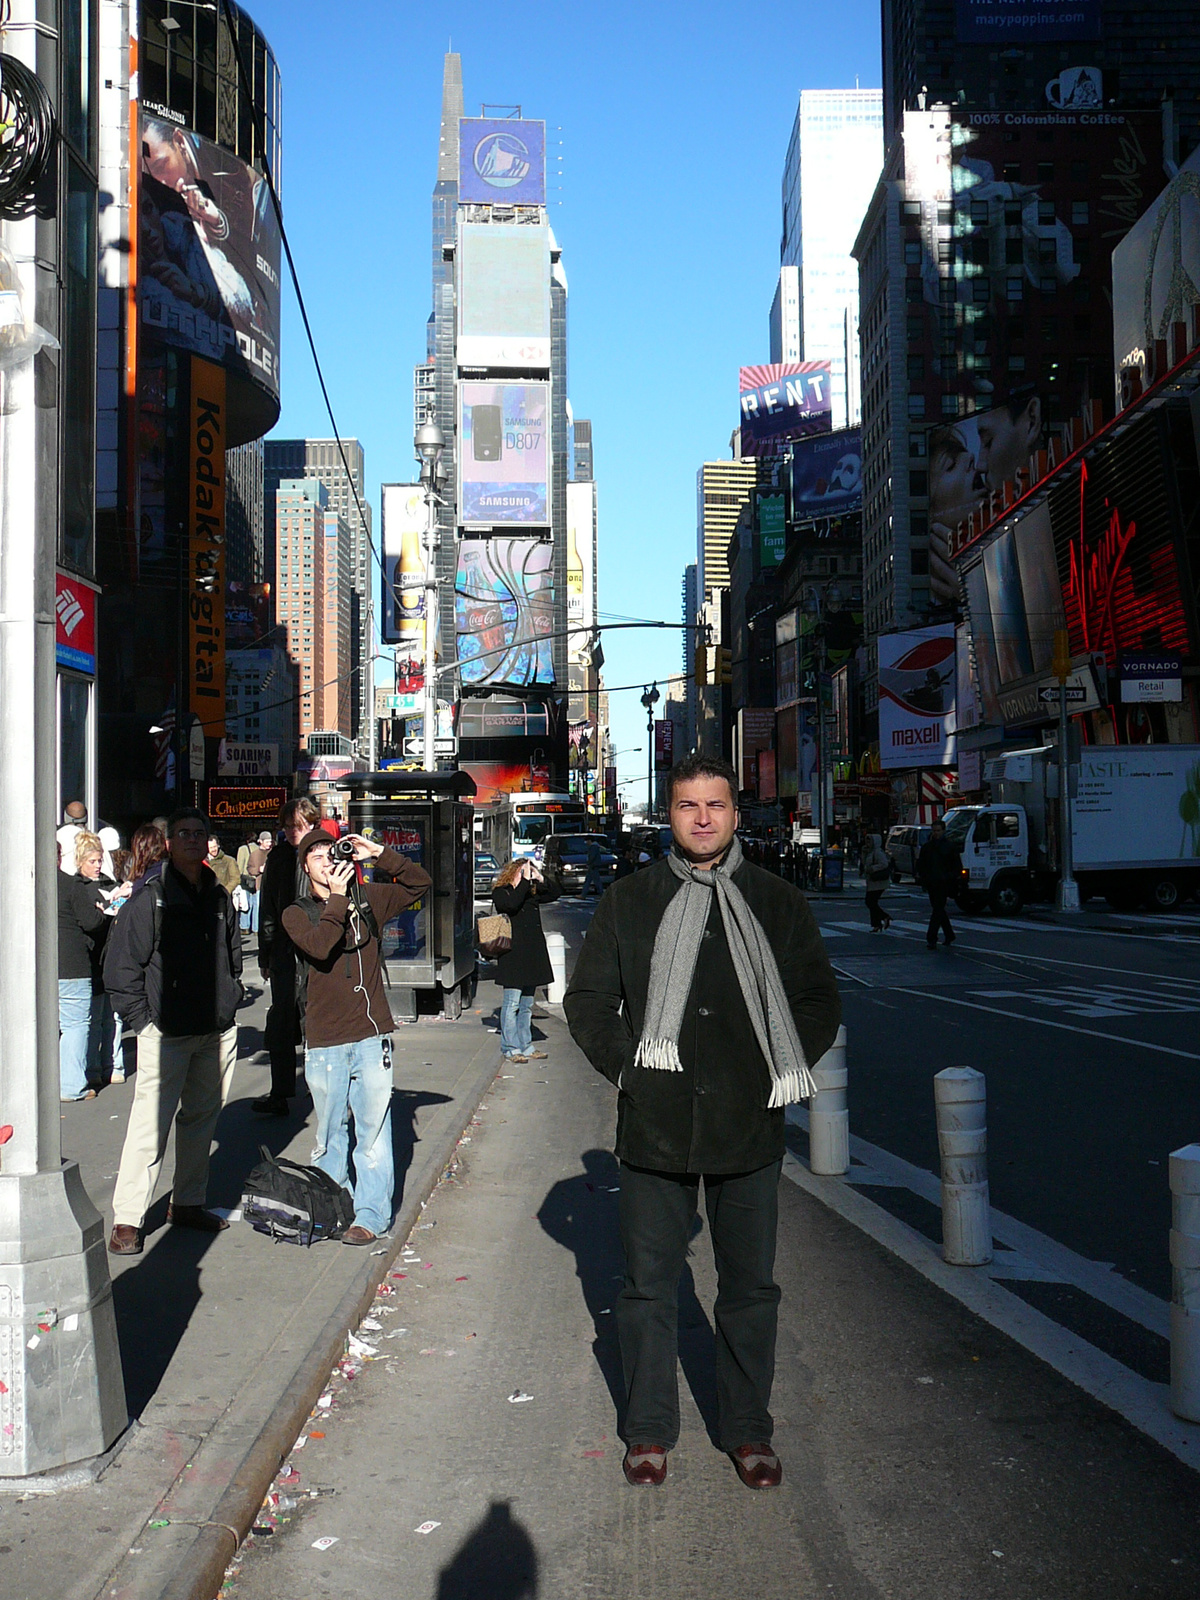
[217,742,279,778]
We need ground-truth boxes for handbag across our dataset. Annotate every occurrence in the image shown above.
[476,910,512,958]
[241,1145,354,1246]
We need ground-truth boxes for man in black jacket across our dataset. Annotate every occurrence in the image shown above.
[565,755,841,1492]
[917,818,962,949]
[105,808,243,1254]
[254,796,319,1114]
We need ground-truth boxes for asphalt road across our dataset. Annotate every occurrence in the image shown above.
[226,892,1200,1600]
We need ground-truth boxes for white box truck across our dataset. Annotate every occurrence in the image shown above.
[942,745,1200,913]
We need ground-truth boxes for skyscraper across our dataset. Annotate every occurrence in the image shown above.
[274,479,327,750]
[696,460,759,601]
[264,438,373,739]
[776,89,884,427]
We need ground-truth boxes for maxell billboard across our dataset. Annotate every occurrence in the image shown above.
[877,627,957,770]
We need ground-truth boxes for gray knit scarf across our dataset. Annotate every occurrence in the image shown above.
[634,835,819,1107]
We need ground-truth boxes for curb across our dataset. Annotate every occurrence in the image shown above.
[88,1040,500,1600]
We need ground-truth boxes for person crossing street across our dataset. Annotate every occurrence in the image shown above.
[917,817,962,949]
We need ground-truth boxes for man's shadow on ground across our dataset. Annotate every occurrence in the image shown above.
[437,1500,537,1599]
[536,1149,722,1445]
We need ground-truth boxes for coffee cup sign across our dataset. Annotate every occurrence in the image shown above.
[1045,66,1103,109]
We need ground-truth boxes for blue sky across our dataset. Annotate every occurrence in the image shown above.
[252,0,882,795]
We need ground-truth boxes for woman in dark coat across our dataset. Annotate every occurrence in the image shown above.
[492,858,560,1062]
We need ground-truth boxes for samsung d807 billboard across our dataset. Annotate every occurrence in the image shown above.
[458,382,550,527]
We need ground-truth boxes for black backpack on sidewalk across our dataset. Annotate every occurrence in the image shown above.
[241,1145,355,1246]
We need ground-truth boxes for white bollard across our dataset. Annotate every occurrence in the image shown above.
[934,1066,992,1265]
[809,1024,849,1175]
[545,931,568,1004]
[1169,1144,1200,1421]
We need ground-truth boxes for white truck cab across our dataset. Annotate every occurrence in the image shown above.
[960,805,1031,912]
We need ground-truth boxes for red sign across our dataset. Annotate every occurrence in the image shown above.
[654,719,675,770]
[55,572,97,675]
[207,786,287,823]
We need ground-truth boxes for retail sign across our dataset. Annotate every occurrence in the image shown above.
[458,118,546,205]
[954,0,1100,42]
[207,786,287,823]
[757,492,786,567]
[218,742,279,777]
[1120,654,1183,703]
[55,571,96,675]
[188,357,226,738]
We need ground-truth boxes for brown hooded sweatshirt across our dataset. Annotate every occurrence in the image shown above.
[282,833,431,1048]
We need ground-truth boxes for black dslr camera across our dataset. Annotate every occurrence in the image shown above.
[330,836,357,862]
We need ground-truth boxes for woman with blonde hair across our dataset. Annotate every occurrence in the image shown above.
[57,831,109,1099]
[491,857,560,1063]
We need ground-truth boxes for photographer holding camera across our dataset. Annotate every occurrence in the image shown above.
[282,828,431,1244]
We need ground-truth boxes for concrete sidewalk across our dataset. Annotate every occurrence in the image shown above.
[0,968,501,1600]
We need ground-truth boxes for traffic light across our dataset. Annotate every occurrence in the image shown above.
[717,646,732,685]
[694,645,709,687]
[1052,628,1071,683]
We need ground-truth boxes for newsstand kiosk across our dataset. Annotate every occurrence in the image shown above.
[342,770,478,1020]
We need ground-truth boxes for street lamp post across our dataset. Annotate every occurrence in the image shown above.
[641,685,660,821]
[415,416,446,774]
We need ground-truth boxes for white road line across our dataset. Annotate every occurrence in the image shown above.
[885,987,1200,1060]
[960,947,1199,985]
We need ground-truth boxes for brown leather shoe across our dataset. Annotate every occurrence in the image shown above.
[108,1224,143,1255]
[622,1445,668,1486]
[730,1442,782,1489]
[341,1225,377,1246]
[167,1204,229,1233]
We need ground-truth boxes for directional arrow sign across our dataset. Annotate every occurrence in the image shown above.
[402,736,458,757]
[1039,685,1087,703]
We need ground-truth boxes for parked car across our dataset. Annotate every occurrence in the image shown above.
[474,851,500,901]
[885,824,932,881]
[542,833,616,893]
[630,824,674,863]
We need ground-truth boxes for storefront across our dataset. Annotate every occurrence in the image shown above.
[56,570,99,822]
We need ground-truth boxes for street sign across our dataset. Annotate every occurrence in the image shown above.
[402,736,457,757]
[1039,685,1087,703]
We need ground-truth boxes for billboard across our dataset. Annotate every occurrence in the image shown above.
[757,492,786,567]
[789,428,862,521]
[739,362,832,456]
[1111,142,1200,407]
[457,222,551,368]
[955,0,1101,41]
[566,479,596,628]
[459,118,546,205]
[878,627,957,770]
[382,483,427,647]
[455,537,554,689]
[458,381,549,526]
[55,571,97,675]
[139,112,281,409]
[654,720,675,770]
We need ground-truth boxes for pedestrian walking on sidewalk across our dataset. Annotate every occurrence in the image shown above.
[565,753,841,1492]
[492,858,560,1063]
[862,832,892,932]
[104,808,244,1254]
[283,828,431,1245]
[917,818,962,949]
[255,797,319,1115]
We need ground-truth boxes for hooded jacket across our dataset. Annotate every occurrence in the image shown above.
[281,832,431,1049]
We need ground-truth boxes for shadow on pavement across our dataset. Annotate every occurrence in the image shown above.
[389,1088,453,1208]
[436,1500,537,1599]
[536,1149,722,1445]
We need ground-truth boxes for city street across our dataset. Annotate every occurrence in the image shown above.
[219,891,1200,1600]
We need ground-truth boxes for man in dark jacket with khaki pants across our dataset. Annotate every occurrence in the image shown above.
[565,755,840,1490]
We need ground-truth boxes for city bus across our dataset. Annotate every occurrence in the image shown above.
[474,792,589,865]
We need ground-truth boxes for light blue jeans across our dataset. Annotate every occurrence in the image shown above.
[59,978,93,1098]
[88,992,124,1082]
[305,1036,395,1236]
[240,890,260,934]
[500,987,535,1058]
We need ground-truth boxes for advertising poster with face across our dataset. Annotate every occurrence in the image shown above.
[139,113,281,402]
[455,538,554,688]
[789,429,863,521]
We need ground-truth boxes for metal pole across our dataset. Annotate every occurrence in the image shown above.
[934,1067,992,1266]
[647,699,655,821]
[365,581,377,773]
[421,481,438,773]
[1056,682,1080,911]
[1169,1143,1200,1422]
[808,1025,849,1176]
[0,3,126,1475]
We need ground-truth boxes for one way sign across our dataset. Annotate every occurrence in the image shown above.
[1039,685,1087,703]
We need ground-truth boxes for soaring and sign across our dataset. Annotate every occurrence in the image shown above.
[188,358,226,738]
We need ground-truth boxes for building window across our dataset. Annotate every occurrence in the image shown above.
[941,394,960,418]
[904,242,922,265]
[902,200,922,223]
[1071,200,1090,226]
[1006,277,1024,301]
[908,394,926,419]
[907,354,925,380]
[1040,275,1058,296]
